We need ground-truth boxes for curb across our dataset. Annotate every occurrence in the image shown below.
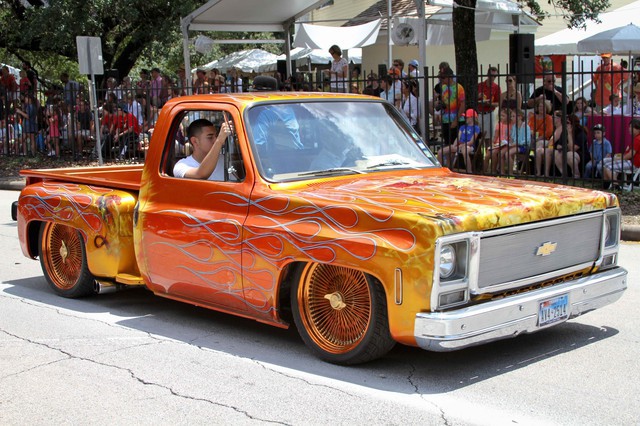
[0,178,26,192]
[1,177,639,241]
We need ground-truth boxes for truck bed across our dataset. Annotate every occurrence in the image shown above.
[20,164,144,191]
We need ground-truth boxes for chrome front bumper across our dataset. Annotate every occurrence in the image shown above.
[415,267,627,352]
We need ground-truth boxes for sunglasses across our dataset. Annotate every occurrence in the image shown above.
[507,78,514,82]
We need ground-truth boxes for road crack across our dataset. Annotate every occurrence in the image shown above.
[0,329,288,424]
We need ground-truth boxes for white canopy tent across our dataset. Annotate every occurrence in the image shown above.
[293,19,382,50]
[256,47,362,73]
[195,49,280,73]
[535,0,640,55]
[423,0,538,46]
[180,0,328,88]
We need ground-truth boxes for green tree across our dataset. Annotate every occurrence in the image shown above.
[453,0,610,109]
[0,0,205,83]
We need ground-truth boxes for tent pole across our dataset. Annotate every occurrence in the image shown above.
[285,24,292,80]
[181,18,193,94]
[387,0,392,67]
[416,0,426,138]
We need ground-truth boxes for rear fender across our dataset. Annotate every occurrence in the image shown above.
[18,181,139,278]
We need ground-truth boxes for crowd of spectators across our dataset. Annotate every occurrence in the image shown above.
[1,50,639,188]
[432,52,640,186]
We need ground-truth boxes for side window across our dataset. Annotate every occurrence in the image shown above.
[165,110,245,182]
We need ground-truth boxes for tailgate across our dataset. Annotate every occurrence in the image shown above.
[20,164,143,191]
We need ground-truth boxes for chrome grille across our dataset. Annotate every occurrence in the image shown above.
[476,215,602,291]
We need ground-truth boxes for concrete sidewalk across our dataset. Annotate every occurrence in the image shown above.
[2,176,639,241]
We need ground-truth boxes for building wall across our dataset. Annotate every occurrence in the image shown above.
[308,0,377,27]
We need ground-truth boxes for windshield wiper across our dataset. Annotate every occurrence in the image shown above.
[298,167,365,177]
[366,160,415,169]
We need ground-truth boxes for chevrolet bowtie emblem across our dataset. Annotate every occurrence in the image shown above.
[536,242,558,256]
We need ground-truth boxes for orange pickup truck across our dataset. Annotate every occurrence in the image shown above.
[13,93,627,364]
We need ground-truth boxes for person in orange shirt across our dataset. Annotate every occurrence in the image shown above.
[592,53,624,109]
[528,98,554,146]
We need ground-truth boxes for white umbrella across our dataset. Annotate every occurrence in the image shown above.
[578,23,640,109]
[577,23,640,54]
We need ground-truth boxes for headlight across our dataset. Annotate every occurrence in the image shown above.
[439,244,456,279]
[603,211,620,248]
[433,236,473,310]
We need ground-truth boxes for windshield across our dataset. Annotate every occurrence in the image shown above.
[245,100,438,182]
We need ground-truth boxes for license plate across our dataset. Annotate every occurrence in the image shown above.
[538,294,569,328]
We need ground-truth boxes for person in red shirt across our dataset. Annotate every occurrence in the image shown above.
[0,65,18,100]
[477,67,500,145]
[114,103,141,159]
[602,118,640,183]
[19,70,32,96]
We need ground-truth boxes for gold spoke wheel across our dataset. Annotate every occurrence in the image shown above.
[296,263,373,355]
[39,222,95,298]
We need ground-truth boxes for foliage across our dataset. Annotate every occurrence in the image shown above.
[522,0,611,29]
[0,0,206,83]
[0,0,287,86]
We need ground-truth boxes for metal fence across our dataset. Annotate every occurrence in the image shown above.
[1,64,638,190]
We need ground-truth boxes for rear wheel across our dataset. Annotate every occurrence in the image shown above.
[38,222,95,298]
[291,263,395,365]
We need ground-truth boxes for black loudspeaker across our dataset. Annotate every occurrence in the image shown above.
[509,33,535,84]
[378,64,387,78]
[277,60,287,79]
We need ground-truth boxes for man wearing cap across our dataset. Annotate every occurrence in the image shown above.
[408,60,419,78]
[477,67,500,145]
[593,53,624,109]
[585,123,612,178]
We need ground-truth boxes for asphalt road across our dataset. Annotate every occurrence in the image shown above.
[1,189,639,425]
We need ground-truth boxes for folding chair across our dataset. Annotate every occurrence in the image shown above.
[622,166,640,191]
[451,131,485,173]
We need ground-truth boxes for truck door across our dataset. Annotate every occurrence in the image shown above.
[137,104,252,314]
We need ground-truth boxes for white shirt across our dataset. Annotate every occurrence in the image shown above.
[173,155,224,181]
[603,103,626,116]
[128,99,143,127]
[402,93,419,125]
[330,57,348,91]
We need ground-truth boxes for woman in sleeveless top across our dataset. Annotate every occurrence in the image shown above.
[500,74,522,111]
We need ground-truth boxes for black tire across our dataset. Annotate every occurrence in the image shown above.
[38,222,96,298]
[290,263,395,365]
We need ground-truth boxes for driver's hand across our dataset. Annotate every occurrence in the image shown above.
[219,122,232,138]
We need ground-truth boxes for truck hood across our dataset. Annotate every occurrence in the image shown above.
[277,171,617,235]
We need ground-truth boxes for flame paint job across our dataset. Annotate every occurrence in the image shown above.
[18,94,619,347]
[18,181,139,279]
